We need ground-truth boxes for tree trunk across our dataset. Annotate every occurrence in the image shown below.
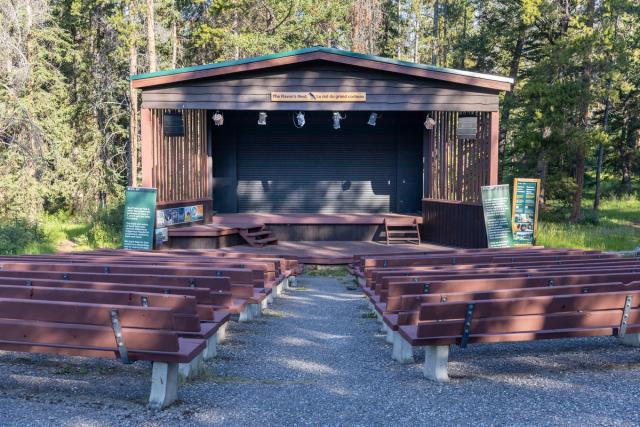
[536,154,548,209]
[499,35,524,181]
[570,0,596,220]
[233,2,240,59]
[432,0,438,65]
[146,0,157,72]
[129,42,139,186]
[171,6,178,68]
[413,1,419,63]
[396,0,402,58]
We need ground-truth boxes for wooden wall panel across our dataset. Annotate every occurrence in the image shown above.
[148,109,210,206]
[424,111,491,203]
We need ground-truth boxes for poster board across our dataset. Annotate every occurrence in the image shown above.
[122,187,157,250]
[481,184,514,248]
[511,178,541,246]
[156,204,204,227]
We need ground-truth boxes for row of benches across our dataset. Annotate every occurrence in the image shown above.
[349,247,640,381]
[0,249,301,408]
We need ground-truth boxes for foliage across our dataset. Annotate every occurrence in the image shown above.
[0,0,638,244]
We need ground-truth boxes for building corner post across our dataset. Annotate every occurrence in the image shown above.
[489,111,500,185]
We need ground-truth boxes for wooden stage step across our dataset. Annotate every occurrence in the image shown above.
[384,217,421,245]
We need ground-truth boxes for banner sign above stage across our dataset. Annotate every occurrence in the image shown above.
[271,92,366,102]
[156,204,204,227]
[122,187,157,251]
[512,178,541,246]
[481,184,514,248]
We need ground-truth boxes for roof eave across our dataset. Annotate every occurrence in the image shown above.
[131,49,513,92]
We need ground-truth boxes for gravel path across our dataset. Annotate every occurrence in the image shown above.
[0,274,639,426]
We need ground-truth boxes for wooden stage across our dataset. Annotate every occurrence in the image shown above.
[201,241,449,265]
[165,213,438,262]
[168,213,424,247]
[170,213,422,237]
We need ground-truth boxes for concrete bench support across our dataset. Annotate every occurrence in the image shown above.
[423,345,450,382]
[386,328,395,344]
[261,296,269,309]
[203,332,218,360]
[251,302,263,317]
[178,351,205,381]
[149,362,178,409]
[239,305,252,322]
[217,322,228,343]
[392,333,414,364]
[621,333,640,347]
[267,291,275,304]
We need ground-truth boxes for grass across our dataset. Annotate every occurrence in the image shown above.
[305,266,350,277]
[0,210,122,255]
[536,197,640,251]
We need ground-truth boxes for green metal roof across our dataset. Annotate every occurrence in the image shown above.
[129,46,514,84]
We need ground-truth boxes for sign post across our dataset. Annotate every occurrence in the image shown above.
[481,184,514,248]
[512,178,541,246]
[122,187,157,250]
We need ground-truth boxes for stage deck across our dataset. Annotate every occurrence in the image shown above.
[207,241,448,265]
[170,213,422,237]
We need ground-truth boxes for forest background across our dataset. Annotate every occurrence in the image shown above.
[0,0,639,253]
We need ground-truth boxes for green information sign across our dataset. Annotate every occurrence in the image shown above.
[122,187,157,250]
[481,184,514,248]
[512,178,540,246]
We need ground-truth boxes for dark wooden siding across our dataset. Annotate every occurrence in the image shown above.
[141,62,499,112]
[149,109,210,207]
[422,199,487,248]
[212,111,422,214]
[424,111,491,203]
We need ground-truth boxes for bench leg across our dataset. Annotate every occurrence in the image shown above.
[380,321,388,334]
[267,291,275,304]
[203,332,218,360]
[423,345,450,382]
[386,328,395,344]
[178,351,205,381]
[149,362,178,409]
[621,333,640,347]
[283,277,290,290]
[252,302,263,317]
[392,333,414,364]
[261,296,269,309]
[239,305,252,322]
[217,323,228,343]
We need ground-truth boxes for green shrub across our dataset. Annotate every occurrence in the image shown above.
[0,219,47,255]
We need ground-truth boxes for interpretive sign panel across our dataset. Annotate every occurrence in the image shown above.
[512,178,541,246]
[122,187,157,250]
[481,184,514,248]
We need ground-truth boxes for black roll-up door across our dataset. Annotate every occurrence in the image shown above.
[236,113,397,213]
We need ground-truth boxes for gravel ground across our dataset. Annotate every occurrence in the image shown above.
[0,274,639,426]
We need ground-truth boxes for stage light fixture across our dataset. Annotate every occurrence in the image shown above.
[423,115,436,130]
[332,112,346,130]
[294,111,306,128]
[258,112,268,125]
[213,110,224,126]
[367,112,379,126]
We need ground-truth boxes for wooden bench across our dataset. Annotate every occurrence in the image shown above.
[359,249,640,381]
[0,295,205,408]
[0,250,297,408]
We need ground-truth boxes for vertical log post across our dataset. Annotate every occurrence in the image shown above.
[141,108,154,188]
[489,111,499,185]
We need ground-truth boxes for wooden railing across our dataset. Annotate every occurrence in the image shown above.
[422,198,487,248]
